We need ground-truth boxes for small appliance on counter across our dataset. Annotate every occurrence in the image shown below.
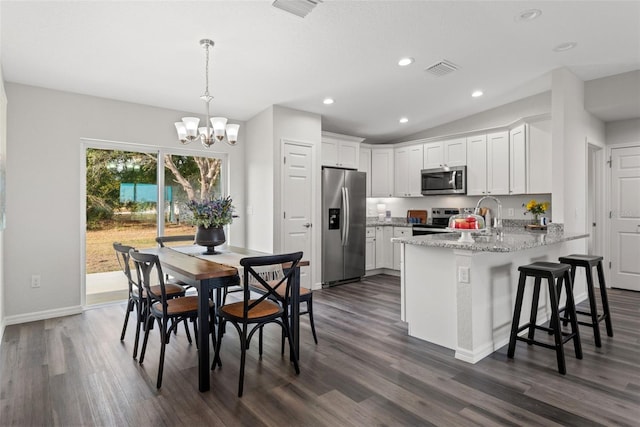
[406,210,428,224]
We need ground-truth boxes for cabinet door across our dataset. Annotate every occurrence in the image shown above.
[359,148,372,197]
[509,125,527,195]
[394,148,409,197]
[466,135,487,195]
[321,138,339,167]
[338,141,359,169]
[382,226,394,269]
[487,131,510,195]
[392,227,411,270]
[371,148,394,197]
[444,137,467,166]
[528,120,552,194]
[374,227,385,268]
[423,141,444,169]
[407,145,424,196]
[365,227,376,270]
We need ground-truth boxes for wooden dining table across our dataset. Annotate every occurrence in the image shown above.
[144,245,307,392]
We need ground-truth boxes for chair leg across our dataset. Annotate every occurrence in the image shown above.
[547,276,566,375]
[281,315,300,375]
[157,319,167,389]
[259,326,263,357]
[596,262,614,337]
[193,318,199,350]
[238,323,248,397]
[508,273,527,358]
[133,300,143,359]
[184,319,193,344]
[563,271,583,360]
[140,316,154,364]
[211,319,224,370]
[308,298,318,344]
[528,277,541,342]
[120,298,134,341]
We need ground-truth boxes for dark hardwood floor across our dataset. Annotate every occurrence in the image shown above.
[1,274,639,426]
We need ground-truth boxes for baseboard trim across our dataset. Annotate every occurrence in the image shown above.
[4,305,84,326]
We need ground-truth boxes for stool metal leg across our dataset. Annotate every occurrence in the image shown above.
[596,262,614,337]
[547,275,566,374]
[584,265,602,347]
[508,273,527,358]
[563,270,583,359]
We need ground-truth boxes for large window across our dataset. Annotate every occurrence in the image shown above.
[84,146,225,305]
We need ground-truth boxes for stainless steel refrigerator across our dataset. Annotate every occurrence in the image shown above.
[322,167,366,285]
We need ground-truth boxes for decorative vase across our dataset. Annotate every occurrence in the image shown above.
[532,214,539,225]
[195,225,226,255]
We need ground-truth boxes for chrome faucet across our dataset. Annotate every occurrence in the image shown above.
[474,196,503,232]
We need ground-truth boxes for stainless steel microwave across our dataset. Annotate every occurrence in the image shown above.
[421,166,467,195]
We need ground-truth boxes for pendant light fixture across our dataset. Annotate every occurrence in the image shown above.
[174,39,239,148]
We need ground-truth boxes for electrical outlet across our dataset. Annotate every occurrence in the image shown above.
[31,275,41,288]
[458,266,470,283]
[507,208,514,217]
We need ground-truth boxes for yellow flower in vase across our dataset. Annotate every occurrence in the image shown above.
[523,199,550,224]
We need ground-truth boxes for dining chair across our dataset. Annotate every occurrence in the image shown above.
[114,242,191,359]
[130,249,216,389]
[212,251,303,397]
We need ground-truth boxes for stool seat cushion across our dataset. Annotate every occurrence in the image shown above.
[518,262,571,277]
[559,254,603,266]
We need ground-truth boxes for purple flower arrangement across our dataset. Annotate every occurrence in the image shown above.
[186,196,234,228]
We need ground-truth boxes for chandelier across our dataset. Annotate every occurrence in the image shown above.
[174,39,239,148]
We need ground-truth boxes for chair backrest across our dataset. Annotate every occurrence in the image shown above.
[155,235,195,248]
[113,242,138,295]
[239,252,303,317]
[129,249,170,314]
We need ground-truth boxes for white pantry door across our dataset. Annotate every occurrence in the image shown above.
[610,145,640,291]
[282,142,312,288]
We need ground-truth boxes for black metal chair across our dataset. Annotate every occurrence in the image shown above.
[114,242,188,359]
[130,249,216,389]
[212,252,303,397]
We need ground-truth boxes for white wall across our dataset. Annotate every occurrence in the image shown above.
[4,83,246,321]
[0,66,6,337]
[244,106,274,253]
[551,68,605,235]
[606,118,640,145]
[390,91,551,143]
[585,70,640,122]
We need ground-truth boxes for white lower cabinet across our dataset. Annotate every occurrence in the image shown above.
[365,227,376,271]
[393,227,412,270]
[375,226,394,269]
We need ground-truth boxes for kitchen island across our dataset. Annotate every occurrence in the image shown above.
[392,226,589,363]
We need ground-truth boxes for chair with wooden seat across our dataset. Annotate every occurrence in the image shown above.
[130,249,216,389]
[249,270,318,349]
[212,251,303,397]
[156,234,243,304]
[114,242,189,359]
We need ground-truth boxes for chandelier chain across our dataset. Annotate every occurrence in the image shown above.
[204,43,210,98]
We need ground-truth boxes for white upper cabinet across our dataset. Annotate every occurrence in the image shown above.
[321,132,363,169]
[371,147,394,197]
[423,138,467,170]
[359,147,372,197]
[394,144,423,197]
[527,119,552,194]
[509,124,527,195]
[466,131,509,196]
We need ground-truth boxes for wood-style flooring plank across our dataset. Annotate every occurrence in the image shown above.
[1,274,639,426]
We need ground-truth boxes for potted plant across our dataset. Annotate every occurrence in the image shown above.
[523,199,550,225]
[186,196,234,254]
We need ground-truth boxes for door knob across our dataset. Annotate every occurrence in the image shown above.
[303,223,312,228]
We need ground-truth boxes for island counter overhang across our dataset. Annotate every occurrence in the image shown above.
[393,228,589,364]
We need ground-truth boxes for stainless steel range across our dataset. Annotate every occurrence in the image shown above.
[412,208,473,236]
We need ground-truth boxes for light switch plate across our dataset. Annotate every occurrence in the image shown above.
[508,208,514,217]
[458,266,470,283]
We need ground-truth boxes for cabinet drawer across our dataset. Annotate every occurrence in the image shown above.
[366,227,376,238]
[393,227,412,237]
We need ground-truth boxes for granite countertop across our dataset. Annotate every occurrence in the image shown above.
[366,217,413,227]
[391,226,588,253]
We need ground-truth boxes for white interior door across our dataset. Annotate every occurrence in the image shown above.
[610,145,640,291]
[282,142,312,288]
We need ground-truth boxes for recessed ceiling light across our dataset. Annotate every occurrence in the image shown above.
[472,90,483,98]
[399,117,409,124]
[515,8,542,22]
[398,57,414,67]
[553,42,577,52]
[323,98,334,105]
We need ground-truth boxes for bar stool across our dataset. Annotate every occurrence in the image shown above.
[507,262,582,375]
[558,254,613,347]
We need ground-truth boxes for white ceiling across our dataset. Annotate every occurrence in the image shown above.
[2,1,639,143]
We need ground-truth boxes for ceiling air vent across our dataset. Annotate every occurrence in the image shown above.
[425,60,458,77]
[272,0,322,18]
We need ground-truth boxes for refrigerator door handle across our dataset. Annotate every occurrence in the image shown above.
[344,186,350,245]
[341,187,347,245]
